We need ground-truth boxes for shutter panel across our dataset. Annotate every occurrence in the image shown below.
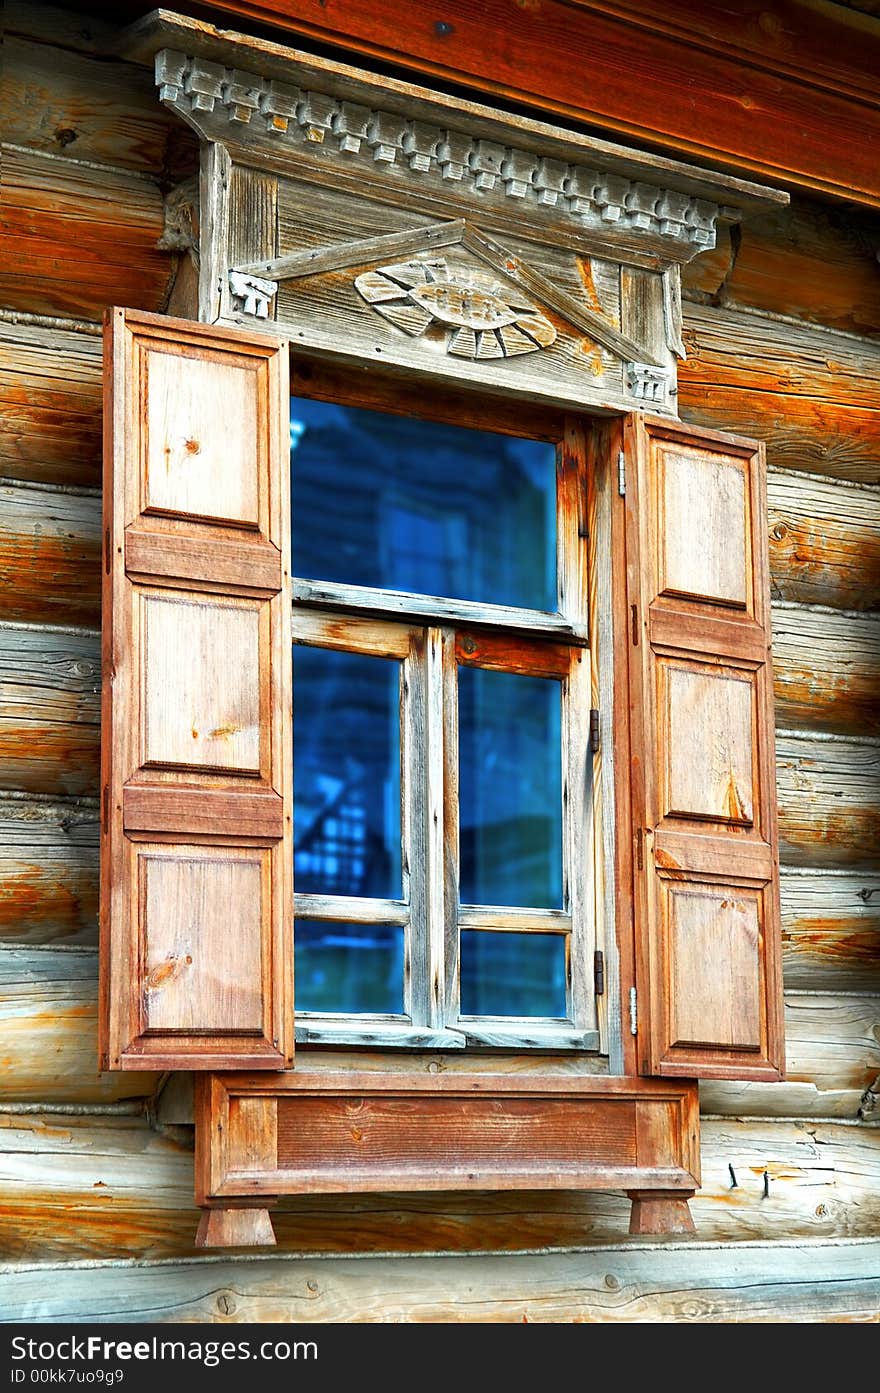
[624,415,784,1081]
[100,309,292,1070]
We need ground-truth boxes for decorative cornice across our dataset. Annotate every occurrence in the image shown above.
[155,49,727,256]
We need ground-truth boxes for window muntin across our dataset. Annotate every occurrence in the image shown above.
[291,390,595,1051]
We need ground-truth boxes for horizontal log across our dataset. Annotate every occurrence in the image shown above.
[782,992,880,1096]
[767,469,880,612]
[0,796,98,945]
[193,0,880,205]
[4,35,173,174]
[0,1112,877,1262]
[0,145,172,321]
[2,945,873,1104]
[0,624,100,798]
[6,1,119,54]
[0,949,157,1103]
[0,481,100,628]
[0,321,102,488]
[679,303,880,485]
[682,194,880,338]
[700,1079,871,1120]
[3,1238,878,1322]
[780,869,880,994]
[776,733,880,868]
[771,605,880,738]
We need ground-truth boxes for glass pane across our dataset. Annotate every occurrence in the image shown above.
[295,921,404,1015]
[460,931,567,1018]
[291,398,556,611]
[294,646,401,899]
[458,667,563,909]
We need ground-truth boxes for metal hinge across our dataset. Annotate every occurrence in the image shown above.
[617,450,626,496]
[589,708,600,754]
[629,987,638,1035]
[593,950,605,996]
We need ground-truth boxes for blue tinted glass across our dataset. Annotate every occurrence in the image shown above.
[294,646,401,899]
[295,921,404,1015]
[291,398,556,611]
[458,667,563,909]
[460,931,567,1018]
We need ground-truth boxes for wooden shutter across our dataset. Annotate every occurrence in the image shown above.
[624,415,784,1081]
[100,309,292,1070]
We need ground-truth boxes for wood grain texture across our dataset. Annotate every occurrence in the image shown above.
[3,1113,878,1262]
[0,796,98,946]
[767,470,880,612]
[771,605,880,738]
[0,146,173,322]
[0,482,100,628]
[780,869,880,993]
[682,194,880,338]
[0,322,102,489]
[776,734,880,868]
[102,310,292,1071]
[3,34,174,174]
[0,625,99,799]
[196,0,880,204]
[679,303,880,485]
[3,1238,879,1321]
[624,417,784,1081]
[0,949,158,1102]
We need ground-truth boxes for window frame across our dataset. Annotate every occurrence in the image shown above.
[288,369,606,1053]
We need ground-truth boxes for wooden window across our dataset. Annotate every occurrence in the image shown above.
[288,385,594,1050]
[100,308,783,1084]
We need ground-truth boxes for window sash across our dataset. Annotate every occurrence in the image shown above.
[292,609,597,1049]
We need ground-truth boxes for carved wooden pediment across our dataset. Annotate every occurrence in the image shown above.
[122,9,788,416]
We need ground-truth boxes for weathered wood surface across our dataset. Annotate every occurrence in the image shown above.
[2,1238,878,1322]
[0,796,98,946]
[3,35,173,175]
[0,482,100,628]
[2,606,874,805]
[0,1112,877,1262]
[0,950,157,1103]
[682,195,880,338]
[776,734,880,868]
[190,0,880,205]
[2,949,873,1105]
[0,322,102,489]
[782,992,880,1097]
[700,1079,873,1121]
[0,146,172,322]
[780,870,880,994]
[767,470,880,612]
[772,606,880,738]
[0,624,99,798]
[679,303,880,485]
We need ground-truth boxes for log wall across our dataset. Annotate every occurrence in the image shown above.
[0,0,877,1322]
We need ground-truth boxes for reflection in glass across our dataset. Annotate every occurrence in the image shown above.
[458,667,563,909]
[291,398,556,611]
[293,646,401,900]
[460,931,567,1018]
[295,921,404,1015]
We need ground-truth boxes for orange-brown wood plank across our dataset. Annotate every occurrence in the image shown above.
[0,949,157,1102]
[0,148,173,322]
[682,196,880,338]
[0,795,98,946]
[679,304,880,485]
[0,322,103,490]
[2,1112,878,1263]
[202,0,880,204]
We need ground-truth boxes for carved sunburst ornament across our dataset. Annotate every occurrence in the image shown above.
[354,258,557,359]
